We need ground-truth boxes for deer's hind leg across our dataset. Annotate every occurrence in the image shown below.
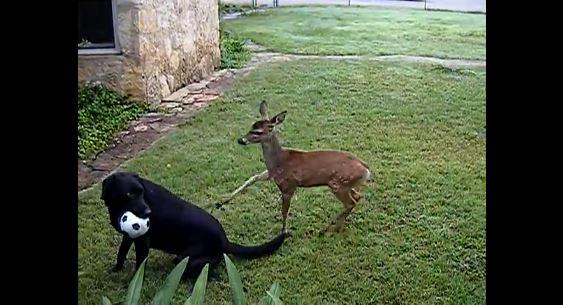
[350,188,362,202]
[350,167,371,202]
[324,185,358,233]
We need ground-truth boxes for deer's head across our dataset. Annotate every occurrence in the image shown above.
[237,101,286,145]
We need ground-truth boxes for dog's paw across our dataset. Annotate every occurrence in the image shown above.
[208,269,222,282]
[172,256,183,264]
[110,265,124,273]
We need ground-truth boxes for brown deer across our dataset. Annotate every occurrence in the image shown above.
[223,101,372,233]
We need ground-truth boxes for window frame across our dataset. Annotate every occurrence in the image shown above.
[78,0,121,55]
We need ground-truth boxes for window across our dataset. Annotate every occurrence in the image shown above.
[78,0,120,54]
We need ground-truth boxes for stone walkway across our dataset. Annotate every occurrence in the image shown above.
[244,42,485,68]
[78,41,485,192]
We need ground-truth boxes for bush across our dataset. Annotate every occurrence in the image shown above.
[101,255,282,305]
[219,2,255,17]
[219,26,251,70]
[78,84,149,159]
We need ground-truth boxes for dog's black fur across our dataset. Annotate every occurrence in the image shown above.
[101,172,286,278]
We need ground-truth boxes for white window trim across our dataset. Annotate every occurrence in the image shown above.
[78,0,121,56]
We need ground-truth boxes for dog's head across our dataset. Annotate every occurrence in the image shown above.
[101,172,152,231]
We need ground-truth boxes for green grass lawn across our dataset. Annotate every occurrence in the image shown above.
[79,59,485,304]
[223,6,485,59]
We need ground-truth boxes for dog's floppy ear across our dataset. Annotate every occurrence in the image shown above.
[130,172,141,184]
[129,172,145,192]
[100,175,114,201]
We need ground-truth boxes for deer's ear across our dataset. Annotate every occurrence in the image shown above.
[259,101,269,119]
[270,111,287,125]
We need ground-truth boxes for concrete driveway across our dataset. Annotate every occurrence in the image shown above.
[223,0,486,13]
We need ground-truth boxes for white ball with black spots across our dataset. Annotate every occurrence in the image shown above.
[119,211,150,239]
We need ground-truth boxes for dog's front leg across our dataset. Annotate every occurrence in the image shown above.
[112,235,133,272]
[134,237,150,270]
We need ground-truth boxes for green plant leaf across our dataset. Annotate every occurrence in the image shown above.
[267,282,281,299]
[265,291,283,305]
[187,264,209,305]
[224,254,246,305]
[151,257,190,305]
[124,258,147,305]
[101,296,112,305]
[184,296,192,305]
[260,283,282,305]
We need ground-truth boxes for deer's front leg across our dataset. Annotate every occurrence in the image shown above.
[222,170,269,203]
[280,187,296,234]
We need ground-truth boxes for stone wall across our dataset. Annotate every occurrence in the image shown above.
[78,0,220,104]
[139,0,220,103]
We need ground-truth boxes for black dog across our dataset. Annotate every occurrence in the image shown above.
[101,172,286,278]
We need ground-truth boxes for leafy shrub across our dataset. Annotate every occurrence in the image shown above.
[78,84,149,159]
[101,255,282,305]
[219,27,251,70]
[219,2,255,17]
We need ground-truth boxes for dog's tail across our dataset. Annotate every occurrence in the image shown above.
[223,233,287,259]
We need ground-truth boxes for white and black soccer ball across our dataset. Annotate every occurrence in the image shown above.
[119,211,150,239]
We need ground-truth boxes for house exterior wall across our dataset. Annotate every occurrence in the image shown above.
[78,0,220,103]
